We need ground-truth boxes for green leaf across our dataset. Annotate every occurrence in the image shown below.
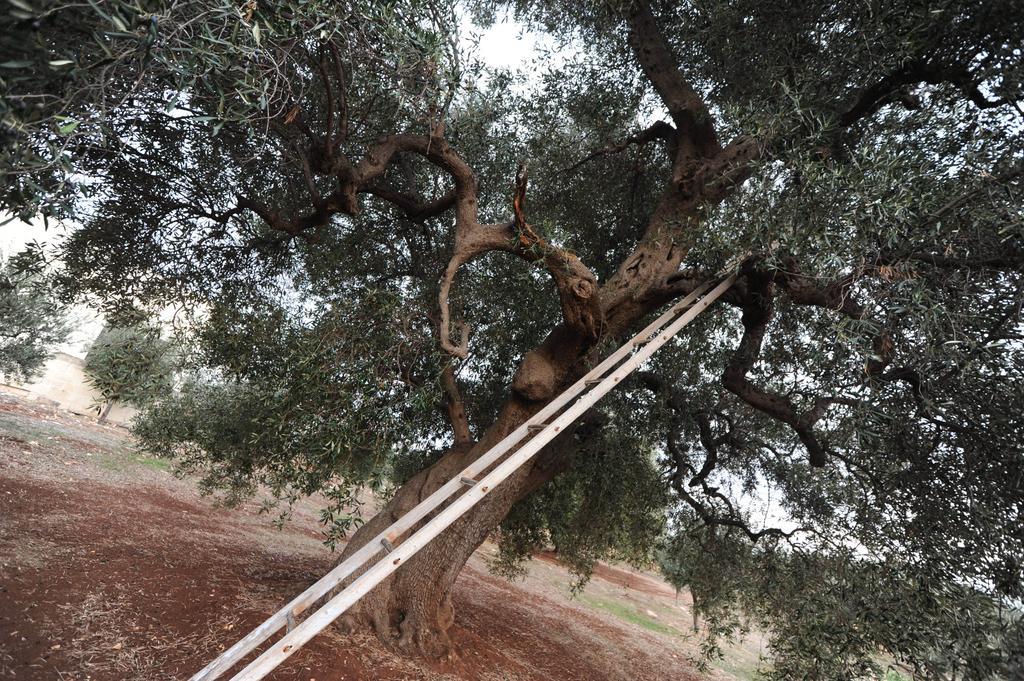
[5,0,35,13]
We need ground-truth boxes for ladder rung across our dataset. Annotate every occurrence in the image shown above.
[460,476,477,487]
[584,378,602,386]
[527,423,546,433]
[380,538,395,553]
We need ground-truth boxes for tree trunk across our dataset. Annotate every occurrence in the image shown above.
[332,327,591,658]
[329,222,705,656]
[326,208,742,658]
[97,400,113,424]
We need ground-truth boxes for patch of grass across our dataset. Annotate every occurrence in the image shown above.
[134,455,171,472]
[579,594,682,637]
[0,413,63,441]
[96,451,171,473]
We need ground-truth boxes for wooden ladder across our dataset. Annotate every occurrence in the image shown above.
[190,273,737,681]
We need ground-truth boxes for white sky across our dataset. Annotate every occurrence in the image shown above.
[462,10,543,70]
[1,215,51,255]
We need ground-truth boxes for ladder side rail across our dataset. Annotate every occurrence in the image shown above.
[228,274,736,681]
[190,280,713,681]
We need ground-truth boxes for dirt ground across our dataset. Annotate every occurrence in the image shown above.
[0,394,762,680]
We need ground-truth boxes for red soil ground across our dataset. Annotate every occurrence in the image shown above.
[0,395,722,681]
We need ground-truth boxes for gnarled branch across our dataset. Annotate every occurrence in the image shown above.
[840,58,1009,127]
[363,184,457,221]
[772,258,866,320]
[722,271,860,467]
[626,0,720,160]
[440,363,472,445]
[433,163,603,358]
[508,162,604,340]
[638,371,805,542]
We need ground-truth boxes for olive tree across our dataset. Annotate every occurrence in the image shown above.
[2,0,1023,676]
[84,324,174,422]
[0,246,70,382]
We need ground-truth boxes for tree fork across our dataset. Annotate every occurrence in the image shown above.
[328,191,741,659]
[320,0,762,659]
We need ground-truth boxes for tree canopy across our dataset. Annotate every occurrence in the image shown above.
[2,0,1023,677]
[83,322,174,421]
[0,245,70,382]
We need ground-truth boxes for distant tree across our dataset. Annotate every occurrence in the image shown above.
[83,324,174,423]
[2,0,1023,677]
[0,248,70,382]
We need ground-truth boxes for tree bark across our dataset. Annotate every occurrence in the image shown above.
[97,400,113,424]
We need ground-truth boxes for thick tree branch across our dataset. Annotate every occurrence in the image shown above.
[326,40,350,144]
[877,250,1024,272]
[626,0,720,160]
[363,184,457,221]
[343,132,480,228]
[722,271,861,467]
[840,58,1008,126]
[314,45,337,151]
[772,259,866,319]
[235,195,306,236]
[440,363,472,445]
[436,254,475,358]
[510,163,604,340]
[683,135,761,200]
[656,269,746,309]
[594,5,761,329]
